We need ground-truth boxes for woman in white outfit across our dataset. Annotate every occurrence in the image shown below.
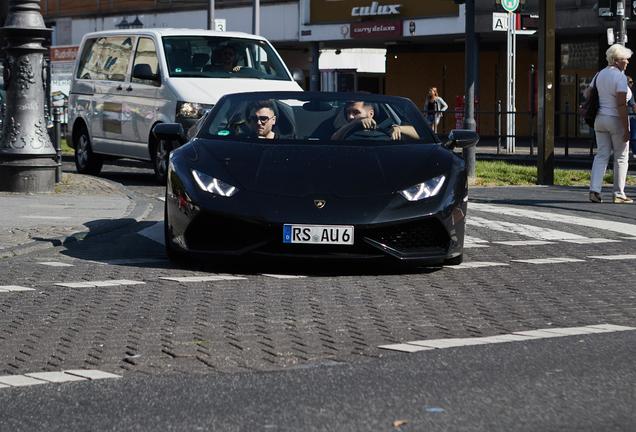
[589,44,633,204]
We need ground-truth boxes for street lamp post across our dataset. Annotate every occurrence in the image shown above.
[0,0,56,193]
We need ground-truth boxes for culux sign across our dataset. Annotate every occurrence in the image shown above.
[352,1,401,17]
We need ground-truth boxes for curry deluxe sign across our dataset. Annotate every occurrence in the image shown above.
[310,0,458,24]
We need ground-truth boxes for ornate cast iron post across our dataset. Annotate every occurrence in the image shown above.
[0,0,56,193]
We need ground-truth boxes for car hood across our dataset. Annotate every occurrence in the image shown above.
[167,78,303,105]
[191,141,454,198]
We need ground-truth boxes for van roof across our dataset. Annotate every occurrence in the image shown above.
[82,28,268,41]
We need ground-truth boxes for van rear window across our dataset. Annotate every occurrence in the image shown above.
[162,36,290,81]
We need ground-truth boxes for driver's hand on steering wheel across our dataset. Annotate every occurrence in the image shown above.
[359,117,377,130]
[390,125,401,140]
[232,65,242,72]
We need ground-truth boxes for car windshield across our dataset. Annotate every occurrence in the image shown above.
[199,93,436,144]
[162,36,290,80]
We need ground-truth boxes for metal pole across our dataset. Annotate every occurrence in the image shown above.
[506,11,517,153]
[0,0,56,193]
[618,0,626,46]
[463,0,477,181]
[252,0,260,36]
[537,0,555,185]
[53,106,61,182]
[497,99,502,154]
[207,0,215,30]
[564,101,570,158]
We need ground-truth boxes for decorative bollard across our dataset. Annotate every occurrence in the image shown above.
[0,0,56,193]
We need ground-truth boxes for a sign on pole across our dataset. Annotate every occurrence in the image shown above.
[501,0,520,13]
[214,18,226,31]
[493,12,509,31]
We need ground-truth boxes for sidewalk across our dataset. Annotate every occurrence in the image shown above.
[0,173,144,258]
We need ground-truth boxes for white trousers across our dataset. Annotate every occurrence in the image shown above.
[591,114,630,197]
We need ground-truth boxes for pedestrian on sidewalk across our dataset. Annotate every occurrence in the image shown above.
[423,86,448,134]
[589,44,633,204]
[628,75,636,158]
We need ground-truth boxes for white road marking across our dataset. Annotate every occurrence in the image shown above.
[621,236,636,240]
[63,370,121,380]
[511,257,586,265]
[0,375,47,387]
[492,240,554,246]
[159,275,247,282]
[138,221,164,245]
[470,202,636,237]
[467,216,588,241]
[157,196,166,202]
[465,236,490,248]
[0,285,35,292]
[378,324,635,353]
[24,372,86,383]
[21,215,71,220]
[446,261,509,269]
[261,274,307,279]
[588,254,636,260]
[54,279,145,288]
[38,261,74,267]
[560,238,621,244]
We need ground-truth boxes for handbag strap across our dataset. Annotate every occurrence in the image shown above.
[591,71,599,88]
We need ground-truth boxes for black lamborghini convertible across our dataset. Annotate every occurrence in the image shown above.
[153,91,478,266]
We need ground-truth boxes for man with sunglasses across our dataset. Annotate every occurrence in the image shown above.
[246,100,277,139]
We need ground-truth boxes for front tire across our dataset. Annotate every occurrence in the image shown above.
[153,139,173,184]
[444,254,463,266]
[164,202,188,264]
[74,124,103,175]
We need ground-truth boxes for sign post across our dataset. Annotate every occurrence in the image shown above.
[501,0,519,153]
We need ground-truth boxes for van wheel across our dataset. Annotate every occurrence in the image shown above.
[153,139,172,184]
[74,125,103,175]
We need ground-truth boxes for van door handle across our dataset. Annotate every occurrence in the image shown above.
[126,86,133,91]
[116,85,123,90]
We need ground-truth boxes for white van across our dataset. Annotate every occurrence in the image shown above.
[68,28,303,182]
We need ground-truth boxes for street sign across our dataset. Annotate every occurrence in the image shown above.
[493,12,508,31]
[501,0,520,12]
[214,18,226,31]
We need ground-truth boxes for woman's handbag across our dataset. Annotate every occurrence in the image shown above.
[580,73,599,128]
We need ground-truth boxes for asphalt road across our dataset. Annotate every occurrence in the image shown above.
[0,159,635,431]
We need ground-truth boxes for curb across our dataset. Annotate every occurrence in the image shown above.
[0,176,155,260]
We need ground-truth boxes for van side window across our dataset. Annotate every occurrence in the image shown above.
[132,37,160,86]
[76,36,133,82]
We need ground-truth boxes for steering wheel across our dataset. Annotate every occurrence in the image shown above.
[344,128,391,141]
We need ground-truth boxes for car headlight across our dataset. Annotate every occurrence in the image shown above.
[176,101,214,120]
[399,175,446,201]
[192,169,238,197]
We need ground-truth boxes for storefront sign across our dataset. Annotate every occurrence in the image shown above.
[350,20,402,39]
[352,1,401,17]
[310,0,458,24]
[49,45,79,62]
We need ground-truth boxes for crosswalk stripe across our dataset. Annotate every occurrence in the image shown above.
[24,372,86,383]
[511,257,586,264]
[0,285,35,292]
[446,261,509,269]
[470,202,636,237]
[261,274,307,279]
[467,216,588,241]
[492,240,554,246]
[54,280,145,288]
[588,254,636,260]
[378,324,635,353]
[560,238,621,244]
[38,261,74,267]
[159,275,247,282]
[0,370,120,389]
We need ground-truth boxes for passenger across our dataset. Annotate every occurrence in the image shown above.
[246,100,277,139]
[331,100,419,140]
[210,44,242,72]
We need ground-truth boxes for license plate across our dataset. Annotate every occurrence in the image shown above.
[283,224,354,245]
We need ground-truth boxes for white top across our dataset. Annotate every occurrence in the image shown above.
[596,65,632,117]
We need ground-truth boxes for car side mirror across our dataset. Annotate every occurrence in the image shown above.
[443,129,479,150]
[153,123,187,144]
[291,67,305,85]
[133,63,160,85]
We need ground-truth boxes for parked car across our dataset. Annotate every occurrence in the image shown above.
[155,91,479,267]
[67,28,303,182]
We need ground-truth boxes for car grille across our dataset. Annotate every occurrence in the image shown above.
[363,218,450,254]
[185,212,275,252]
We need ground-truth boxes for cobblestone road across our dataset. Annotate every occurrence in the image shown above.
[1,183,635,376]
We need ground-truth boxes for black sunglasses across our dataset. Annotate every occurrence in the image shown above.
[249,115,274,123]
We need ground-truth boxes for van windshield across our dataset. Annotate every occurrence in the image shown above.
[162,36,291,81]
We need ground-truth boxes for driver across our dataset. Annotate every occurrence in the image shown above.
[331,100,419,140]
